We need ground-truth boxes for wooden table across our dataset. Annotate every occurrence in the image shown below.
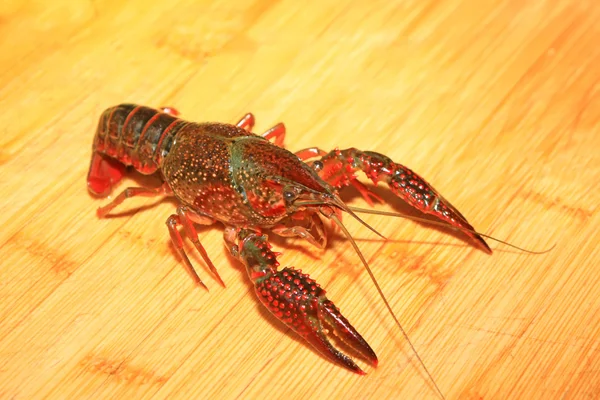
[1,1,598,399]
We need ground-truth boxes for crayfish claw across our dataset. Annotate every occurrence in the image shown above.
[314,148,492,252]
[302,319,366,375]
[230,230,377,373]
[255,267,377,374]
[320,299,378,367]
[299,296,379,374]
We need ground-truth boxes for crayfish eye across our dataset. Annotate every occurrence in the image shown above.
[283,190,296,202]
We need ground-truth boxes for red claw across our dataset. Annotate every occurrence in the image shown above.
[255,267,378,374]
[229,228,377,373]
[314,148,492,253]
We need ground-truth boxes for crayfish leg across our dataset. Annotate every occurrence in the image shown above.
[87,152,126,197]
[159,107,180,117]
[96,183,172,218]
[271,211,327,249]
[261,122,286,147]
[295,146,327,161]
[166,206,220,289]
[236,113,255,131]
[224,227,377,374]
[234,112,285,145]
[309,148,492,253]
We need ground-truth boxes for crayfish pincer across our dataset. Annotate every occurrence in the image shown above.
[225,227,378,374]
[88,104,496,398]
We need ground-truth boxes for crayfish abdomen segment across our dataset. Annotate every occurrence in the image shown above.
[92,104,187,175]
[88,104,186,196]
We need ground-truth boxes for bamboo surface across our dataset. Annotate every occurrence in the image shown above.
[1,1,599,399]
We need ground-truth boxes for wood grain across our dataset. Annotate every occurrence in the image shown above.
[1,1,598,399]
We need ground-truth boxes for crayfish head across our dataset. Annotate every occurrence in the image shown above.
[258,173,384,242]
[236,138,382,239]
[236,139,340,220]
[248,176,336,218]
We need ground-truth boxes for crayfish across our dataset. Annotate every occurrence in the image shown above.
[87,104,522,399]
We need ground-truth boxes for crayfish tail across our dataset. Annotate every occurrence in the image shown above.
[87,152,126,197]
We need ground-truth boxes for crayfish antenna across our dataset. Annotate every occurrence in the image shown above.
[299,198,387,240]
[348,206,556,255]
[329,213,446,400]
[332,196,387,241]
